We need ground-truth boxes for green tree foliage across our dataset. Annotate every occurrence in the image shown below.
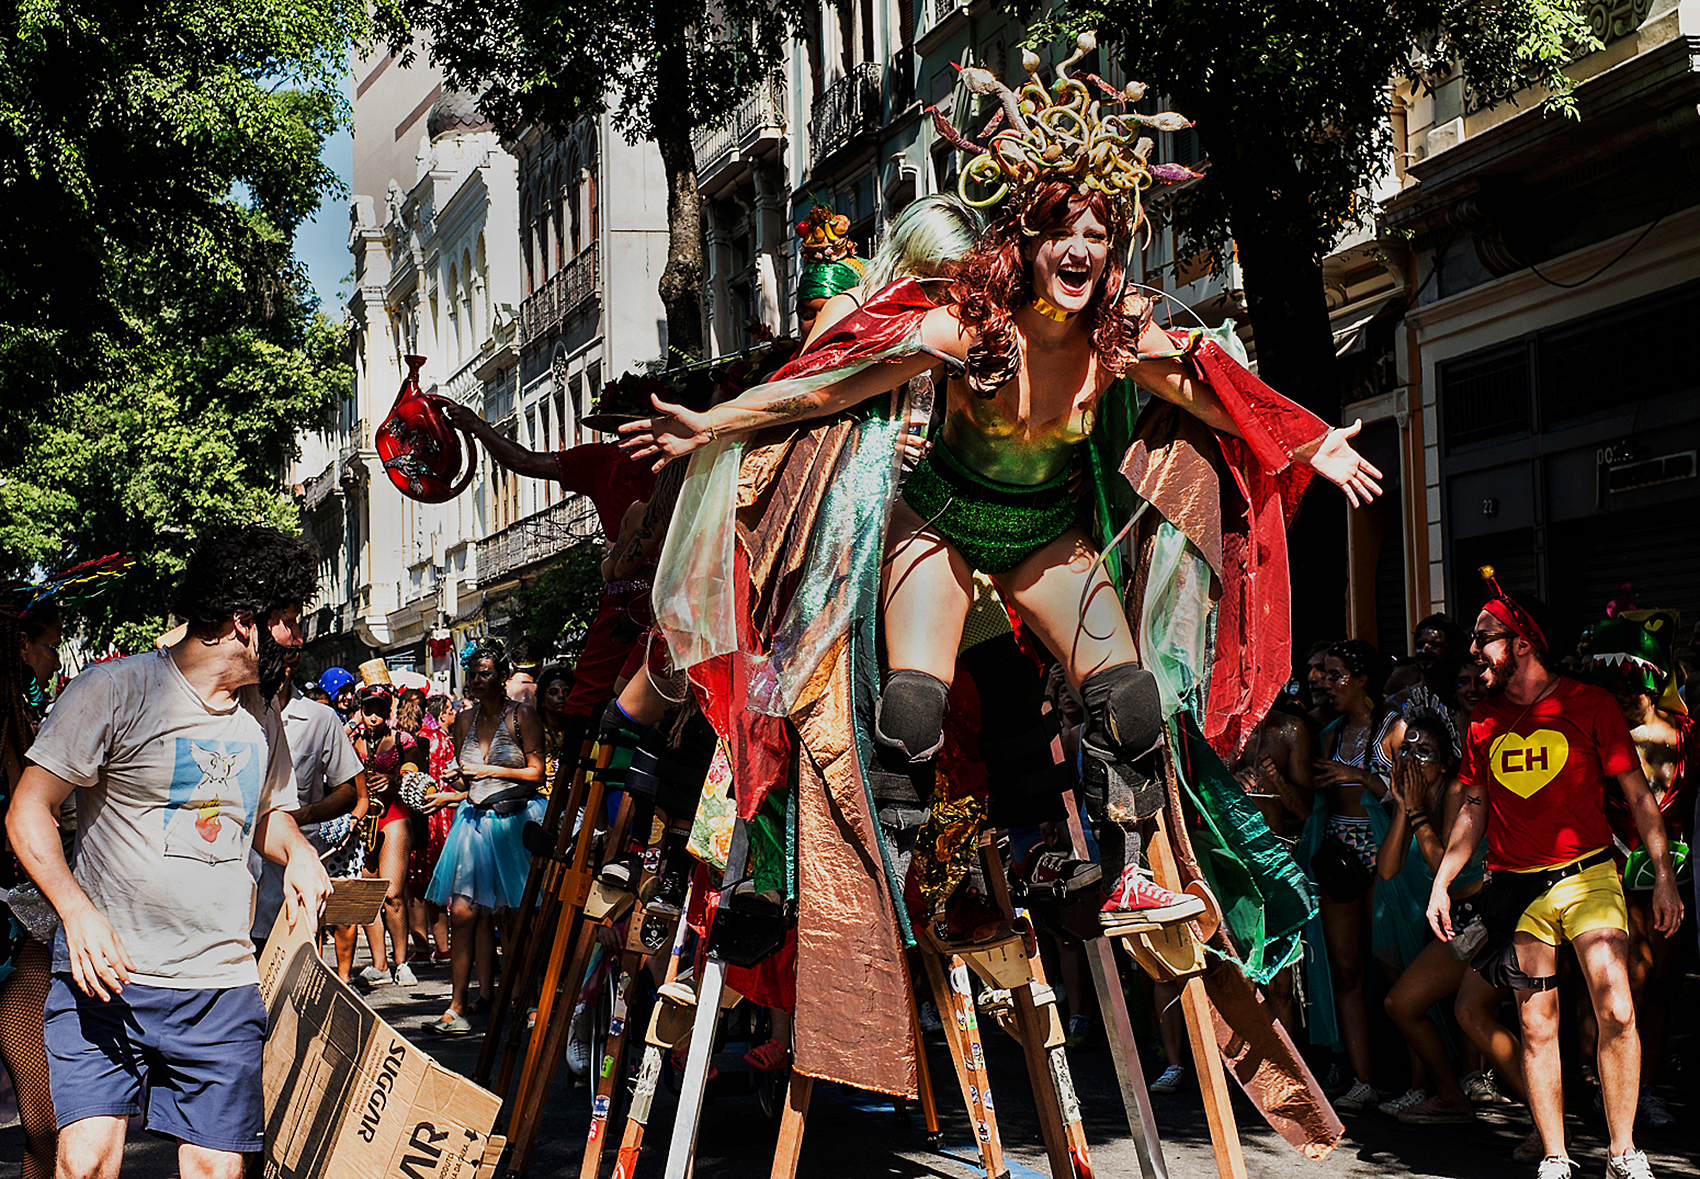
[375,0,812,359]
[504,539,607,661]
[0,2,368,646]
[1020,1,1595,410]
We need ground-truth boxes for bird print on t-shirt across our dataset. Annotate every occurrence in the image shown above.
[164,739,261,864]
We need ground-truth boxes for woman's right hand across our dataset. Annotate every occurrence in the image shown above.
[617,394,715,470]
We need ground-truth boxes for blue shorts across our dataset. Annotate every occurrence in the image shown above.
[45,974,267,1153]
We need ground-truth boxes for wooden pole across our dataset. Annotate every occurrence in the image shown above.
[476,735,594,1084]
[1061,792,1168,1179]
[767,1072,814,1179]
[921,952,1007,1179]
[1144,807,1248,1179]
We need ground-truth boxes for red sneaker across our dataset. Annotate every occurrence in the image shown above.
[1099,865,1204,932]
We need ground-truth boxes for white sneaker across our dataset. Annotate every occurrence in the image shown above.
[1334,1080,1379,1112]
[1604,1150,1654,1179]
[1535,1158,1576,1179]
[1150,1064,1186,1095]
[357,966,391,987]
[392,963,418,987]
[1377,1087,1427,1117]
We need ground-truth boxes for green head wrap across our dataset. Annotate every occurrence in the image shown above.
[797,257,866,303]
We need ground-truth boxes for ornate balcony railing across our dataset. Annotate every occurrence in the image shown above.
[926,0,964,32]
[519,248,599,348]
[809,62,882,169]
[477,494,600,584]
[692,74,788,178]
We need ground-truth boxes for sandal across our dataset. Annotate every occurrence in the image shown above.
[743,1039,789,1072]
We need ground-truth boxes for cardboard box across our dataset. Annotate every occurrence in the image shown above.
[257,881,505,1179]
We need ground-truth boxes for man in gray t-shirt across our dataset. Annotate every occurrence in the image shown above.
[8,525,332,1178]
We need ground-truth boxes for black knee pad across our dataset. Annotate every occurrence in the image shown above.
[872,670,949,804]
[1079,664,1162,763]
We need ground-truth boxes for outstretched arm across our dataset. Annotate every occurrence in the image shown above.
[1127,318,1383,506]
[444,403,559,479]
[618,304,970,469]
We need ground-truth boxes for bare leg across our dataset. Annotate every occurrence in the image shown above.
[880,501,974,683]
[1455,970,1524,1100]
[993,528,1139,687]
[444,896,478,1018]
[1384,939,1470,1106]
[1151,979,1187,1067]
[367,820,411,977]
[1572,927,1638,1158]
[177,1141,243,1179]
[1622,895,1671,1088]
[430,903,450,955]
[1513,933,1566,1159]
[333,924,359,982]
[55,1114,126,1179]
[1320,888,1375,1087]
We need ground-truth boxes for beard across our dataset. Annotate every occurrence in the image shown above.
[258,628,301,700]
[1479,647,1519,697]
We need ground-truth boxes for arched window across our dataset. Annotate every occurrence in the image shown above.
[461,248,476,345]
[476,234,489,336]
[534,184,551,281]
[521,193,536,294]
[551,165,565,269]
[567,148,582,257]
[447,264,462,362]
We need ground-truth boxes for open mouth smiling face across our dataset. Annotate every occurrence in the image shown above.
[1031,206,1111,314]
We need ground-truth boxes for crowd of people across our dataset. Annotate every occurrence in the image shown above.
[0,79,1690,1179]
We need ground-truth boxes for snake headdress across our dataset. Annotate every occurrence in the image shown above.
[932,32,1201,236]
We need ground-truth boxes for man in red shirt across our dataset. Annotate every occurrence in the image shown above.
[1427,582,1683,1179]
[445,403,657,745]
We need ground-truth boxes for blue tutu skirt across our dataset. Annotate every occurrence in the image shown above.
[426,796,546,911]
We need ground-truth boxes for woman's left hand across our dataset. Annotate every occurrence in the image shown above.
[1304,419,1384,507]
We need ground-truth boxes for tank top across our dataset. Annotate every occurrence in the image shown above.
[462,702,528,805]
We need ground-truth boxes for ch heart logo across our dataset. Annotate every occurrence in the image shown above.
[1490,729,1569,798]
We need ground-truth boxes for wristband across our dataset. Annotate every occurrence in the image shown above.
[706,409,719,441]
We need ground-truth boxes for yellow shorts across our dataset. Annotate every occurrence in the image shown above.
[1514,860,1629,946]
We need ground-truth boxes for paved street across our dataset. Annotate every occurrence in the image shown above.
[3,943,1693,1178]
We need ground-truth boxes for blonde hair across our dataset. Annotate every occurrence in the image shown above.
[860,195,985,294]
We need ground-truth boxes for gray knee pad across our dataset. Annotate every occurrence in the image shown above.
[872,669,950,805]
[1080,663,1167,823]
[1080,664,1163,762]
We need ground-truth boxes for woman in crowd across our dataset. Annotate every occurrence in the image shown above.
[1377,707,1510,1125]
[1298,638,1391,1110]
[424,641,545,1034]
[349,681,421,987]
[1,596,61,1179]
[399,687,456,965]
[534,664,577,795]
[803,194,984,345]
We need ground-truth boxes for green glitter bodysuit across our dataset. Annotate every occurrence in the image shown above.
[900,363,1103,574]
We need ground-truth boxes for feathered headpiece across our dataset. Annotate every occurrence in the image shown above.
[1398,685,1460,757]
[13,552,134,617]
[932,31,1201,234]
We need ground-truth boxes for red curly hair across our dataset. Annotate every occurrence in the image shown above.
[946,183,1141,396]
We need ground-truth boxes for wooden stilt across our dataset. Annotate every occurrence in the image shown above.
[1061,792,1168,1179]
[1144,806,1248,1179]
[606,885,694,1179]
[767,1072,814,1179]
[909,987,942,1146]
[920,952,1007,1179]
[476,735,594,1085]
[661,822,750,1179]
[978,835,1077,1179]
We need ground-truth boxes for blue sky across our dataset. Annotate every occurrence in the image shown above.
[295,90,357,315]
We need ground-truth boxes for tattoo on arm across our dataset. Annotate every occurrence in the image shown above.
[1464,793,1485,808]
[760,394,817,421]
